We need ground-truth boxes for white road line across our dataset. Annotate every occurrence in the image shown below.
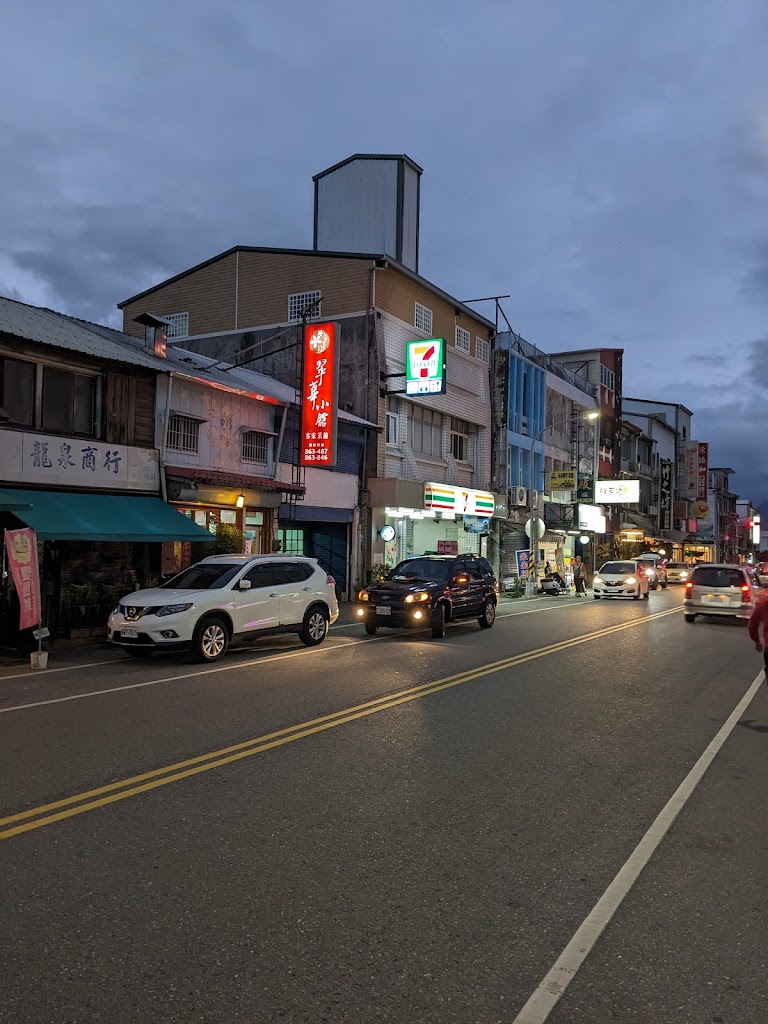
[511,668,766,1024]
[0,598,589,683]
[0,635,387,713]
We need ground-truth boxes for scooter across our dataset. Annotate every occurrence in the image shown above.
[540,572,568,596]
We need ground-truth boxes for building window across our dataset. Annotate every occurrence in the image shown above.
[164,312,189,339]
[41,366,97,435]
[288,291,322,323]
[450,417,471,462]
[475,337,490,364]
[408,404,443,458]
[385,396,398,445]
[241,430,271,464]
[414,302,433,335]
[455,326,470,353]
[0,356,36,427]
[600,364,615,391]
[278,528,305,554]
[167,413,201,454]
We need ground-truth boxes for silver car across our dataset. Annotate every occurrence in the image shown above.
[684,563,762,622]
[592,560,650,601]
[665,561,692,584]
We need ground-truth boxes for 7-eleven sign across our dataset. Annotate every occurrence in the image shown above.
[405,337,446,396]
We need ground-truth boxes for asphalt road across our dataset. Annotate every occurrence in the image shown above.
[2,588,767,1024]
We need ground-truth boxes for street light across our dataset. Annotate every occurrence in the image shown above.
[526,409,599,595]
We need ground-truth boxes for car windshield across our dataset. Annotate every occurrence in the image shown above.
[667,562,688,569]
[160,563,242,590]
[599,562,637,575]
[692,567,746,588]
[388,559,451,582]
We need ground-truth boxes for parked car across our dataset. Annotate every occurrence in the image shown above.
[684,563,762,623]
[756,562,768,588]
[665,561,692,584]
[107,554,339,661]
[636,554,667,590]
[592,560,651,600]
[356,555,498,638]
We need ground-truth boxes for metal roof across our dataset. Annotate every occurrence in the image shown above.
[312,153,423,181]
[0,296,168,371]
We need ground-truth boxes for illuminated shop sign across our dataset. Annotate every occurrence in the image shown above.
[595,479,640,504]
[424,483,494,517]
[301,323,339,467]
[405,338,446,396]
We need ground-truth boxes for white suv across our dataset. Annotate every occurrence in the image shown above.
[107,555,339,662]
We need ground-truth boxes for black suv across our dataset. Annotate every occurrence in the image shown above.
[357,555,498,638]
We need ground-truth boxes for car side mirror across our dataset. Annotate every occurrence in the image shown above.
[238,579,252,591]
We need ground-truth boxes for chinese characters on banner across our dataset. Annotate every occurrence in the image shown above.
[301,323,339,467]
[4,528,41,630]
[515,550,531,582]
[696,442,708,500]
[659,460,673,531]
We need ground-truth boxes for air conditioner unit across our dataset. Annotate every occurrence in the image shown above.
[511,486,528,506]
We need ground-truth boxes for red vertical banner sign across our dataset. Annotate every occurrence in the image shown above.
[696,442,708,500]
[300,322,339,467]
[4,528,41,630]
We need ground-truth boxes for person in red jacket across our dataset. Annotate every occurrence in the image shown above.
[747,595,768,682]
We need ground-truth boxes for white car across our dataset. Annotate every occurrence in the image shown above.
[592,560,650,601]
[684,563,763,623]
[107,554,339,661]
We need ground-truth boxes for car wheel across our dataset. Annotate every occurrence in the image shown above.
[364,622,378,636]
[431,603,446,639]
[593,595,600,600]
[478,599,496,628]
[685,614,696,623]
[299,605,329,647]
[192,615,230,663]
[124,647,154,659]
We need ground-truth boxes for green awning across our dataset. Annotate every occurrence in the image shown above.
[1,489,213,543]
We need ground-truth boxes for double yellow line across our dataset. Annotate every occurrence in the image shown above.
[1,607,679,841]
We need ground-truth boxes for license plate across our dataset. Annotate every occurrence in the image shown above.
[702,594,726,605]
[375,606,391,616]
[121,627,139,638]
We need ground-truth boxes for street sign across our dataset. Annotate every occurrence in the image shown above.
[32,627,50,640]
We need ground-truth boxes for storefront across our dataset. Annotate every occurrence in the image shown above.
[368,479,502,574]
[164,467,303,574]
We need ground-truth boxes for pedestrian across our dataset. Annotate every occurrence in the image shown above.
[747,593,768,684]
[573,555,587,596]
[544,561,551,575]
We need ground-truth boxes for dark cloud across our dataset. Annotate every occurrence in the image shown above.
[2,0,768,495]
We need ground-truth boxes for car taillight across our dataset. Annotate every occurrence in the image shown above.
[684,581,693,599]
[741,584,750,602]
[326,575,335,587]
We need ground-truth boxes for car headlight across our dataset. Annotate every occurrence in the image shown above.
[645,569,654,576]
[593,576,602,585]
[680,572,687,579]
[404,592,430,604]
[155,603,193,617]
[626,577,637,585]
[358,590,369,602]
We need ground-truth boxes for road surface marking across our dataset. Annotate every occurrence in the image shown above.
[0,596,661,705]
[0,597,587,684]
[0,608,679,840]
[511,667,766,1024]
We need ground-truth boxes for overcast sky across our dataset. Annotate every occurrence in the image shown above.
[1,0,767,504]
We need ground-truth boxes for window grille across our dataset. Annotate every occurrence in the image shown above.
[163,312,189,339]
[167,414,200,453]
[414,302,433,334]
[455,326,470,353]
[450,416,471,462]
[475,337,490,363]
[241,430,270,463]
[288,291,321,323]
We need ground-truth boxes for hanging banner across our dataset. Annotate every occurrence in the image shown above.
[301,323,339,467]
[516,549,531,582]
[4,527,41,631]
[684,442,699,499]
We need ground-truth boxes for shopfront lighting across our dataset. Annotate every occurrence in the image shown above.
[236,493,245,509]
